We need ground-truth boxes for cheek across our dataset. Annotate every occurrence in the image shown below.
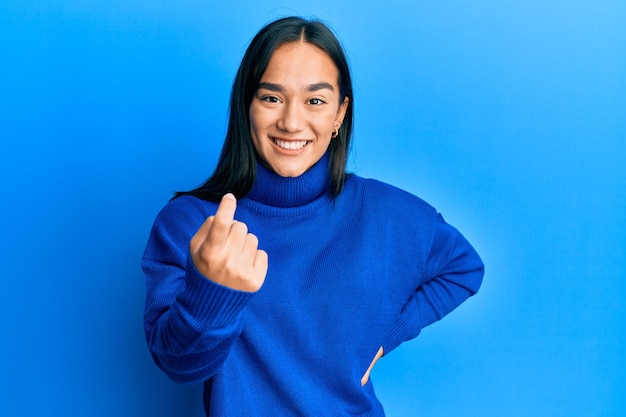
[249,109,265,142]
[249,105,258,125]
[316,111,337,128]
[248,114,263,153]
[249,106,274,134]
[323,115,339,134]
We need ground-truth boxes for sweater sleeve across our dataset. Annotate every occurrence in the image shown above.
[141,198,254,384]
[382,212,484,354]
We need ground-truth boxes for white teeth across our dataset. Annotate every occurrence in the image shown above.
[273,138,308,150]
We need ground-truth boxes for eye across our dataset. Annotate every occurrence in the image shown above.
[308,98,326,105]
[260,95,281,104]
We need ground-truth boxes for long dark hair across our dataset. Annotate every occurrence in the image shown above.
[174,16,354,201]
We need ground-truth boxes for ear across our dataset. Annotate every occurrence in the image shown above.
[335,96,349,125]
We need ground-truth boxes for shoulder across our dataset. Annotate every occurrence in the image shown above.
[153,195,218,232]
[144,196,219,260]
[344,174,437,216]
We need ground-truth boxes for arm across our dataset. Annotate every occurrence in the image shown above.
[142,195,267,384]
[382,212,485,354]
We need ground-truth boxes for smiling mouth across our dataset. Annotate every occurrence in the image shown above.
[272,137,311,150]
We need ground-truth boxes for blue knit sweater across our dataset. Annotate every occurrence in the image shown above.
[142,153,484,416]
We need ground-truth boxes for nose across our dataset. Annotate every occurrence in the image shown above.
[277,101,305,133]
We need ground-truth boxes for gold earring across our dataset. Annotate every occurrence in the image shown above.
[331,124,341,138]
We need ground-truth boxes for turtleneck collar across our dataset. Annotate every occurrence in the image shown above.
[245,152,332,208]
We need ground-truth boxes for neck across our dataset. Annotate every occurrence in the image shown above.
[245,153,331,208]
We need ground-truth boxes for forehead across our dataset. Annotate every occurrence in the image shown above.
[260,42,340,88]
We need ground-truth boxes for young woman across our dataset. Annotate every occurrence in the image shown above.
[142,16,484,416]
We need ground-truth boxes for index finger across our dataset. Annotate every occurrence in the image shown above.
[206,193,237,245]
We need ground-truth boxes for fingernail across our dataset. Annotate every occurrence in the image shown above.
[224,193,236,200]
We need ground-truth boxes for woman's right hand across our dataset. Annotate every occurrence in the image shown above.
[190,193,268,292]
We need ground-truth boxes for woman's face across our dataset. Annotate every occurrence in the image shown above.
[249,41,349,177]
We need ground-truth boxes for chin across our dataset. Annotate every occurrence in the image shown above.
[271,164,308,178]
[276,169,305,178]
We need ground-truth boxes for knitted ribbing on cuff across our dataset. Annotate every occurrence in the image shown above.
[178,254,255,329]
[381,314,421,355]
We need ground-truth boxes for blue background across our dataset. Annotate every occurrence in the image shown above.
[1,1,624,416]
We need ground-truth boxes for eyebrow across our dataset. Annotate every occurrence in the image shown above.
[257,82,335,92]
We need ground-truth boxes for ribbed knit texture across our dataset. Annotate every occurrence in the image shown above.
[142,153,484,416]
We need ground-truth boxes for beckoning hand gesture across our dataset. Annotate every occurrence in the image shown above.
[190,193,268,292]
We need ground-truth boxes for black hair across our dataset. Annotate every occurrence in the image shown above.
[173,16,353,201]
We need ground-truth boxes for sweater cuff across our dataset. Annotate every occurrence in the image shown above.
[381,314,421,355]
[178,254,255,329]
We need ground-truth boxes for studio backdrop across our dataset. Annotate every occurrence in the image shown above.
[1,1,624,416]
